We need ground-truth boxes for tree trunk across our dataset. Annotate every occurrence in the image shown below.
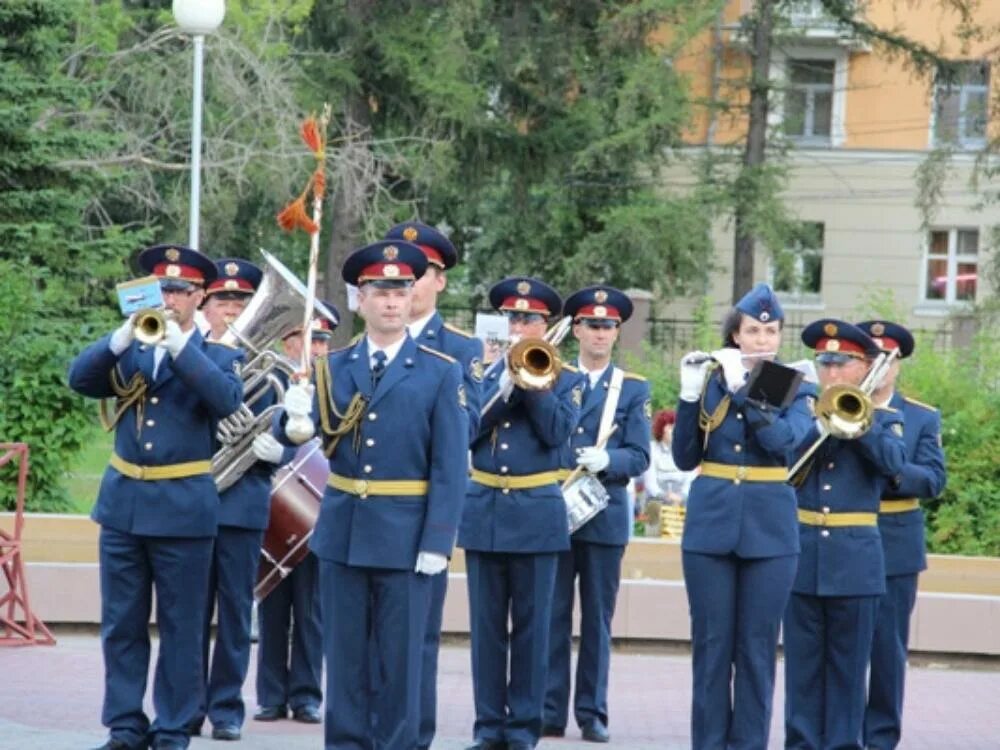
[732,0,775,303]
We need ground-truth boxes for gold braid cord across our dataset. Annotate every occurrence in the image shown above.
[315,357,367,457]
[99,368,147,433]
[698,365,730,434]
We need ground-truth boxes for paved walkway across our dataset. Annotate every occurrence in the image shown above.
[1,631,999,749]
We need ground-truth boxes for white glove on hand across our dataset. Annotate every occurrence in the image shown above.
[252,433,285,465]
[283,383,315,443]
[679,351,713,402]
[711,347,747,393]
[109,315,136,356]
[414,551,448,576]
[576,446,610,473]
[157,320,186,357]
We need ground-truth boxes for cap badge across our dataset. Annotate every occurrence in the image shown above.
[826,339,841,352]
[224,279,239,290]
[593,305,607,318]
[165,248,180,262]
[225,262,240,277]
[383,264,400,277]
[870,322,885,336]
[594,290,608,304]
[166,264,181,278]
[383,245,399,261]
[823,322,838,337]
[516,280,531,296]
[403,226,418,242]
[759,311,770,322]
[514,298,529,311]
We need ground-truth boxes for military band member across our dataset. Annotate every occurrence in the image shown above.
[460,277,585,750]
[251,308,338,725]
[672,284,814,750]
[784,319,907,750]
[279,239,469,750]
[385,221,484,750]
[857,320,947,750]
[69,245,244,750]
[542,286,651,743]
[189,259,279,741]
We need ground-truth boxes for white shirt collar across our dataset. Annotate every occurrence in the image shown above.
[577,360,609,388]
[366,334,407,368]
[407,310,437,340]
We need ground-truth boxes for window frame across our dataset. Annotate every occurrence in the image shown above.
[771,46,848,148]
[920,227,980,306]
[931,61,990,150]
[771,221,825,308]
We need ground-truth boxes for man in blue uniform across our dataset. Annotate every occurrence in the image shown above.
[278,239,469,750]
[190,258,280,741]
[784,319,907,750]
[385,220,483,750]
[251,308,337,725]
[542,286,651,743]
[857,320,947,750]
[460,276,585,750]
[69,244,244,750]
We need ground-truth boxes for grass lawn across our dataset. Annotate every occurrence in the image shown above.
[60,427,113,515]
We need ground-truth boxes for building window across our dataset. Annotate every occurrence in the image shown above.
[783,59,835,143]
[933,62,989,149]
[773,222,824,302]
[924,228,978,304]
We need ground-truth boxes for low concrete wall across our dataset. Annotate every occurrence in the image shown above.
[5,514,1000,655]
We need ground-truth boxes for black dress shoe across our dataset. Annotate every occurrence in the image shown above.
[464,742,506,750]
[211,724,241,741]
[186,718,204,736]
[91,739,146,750]
[253,704,287,721]
[581,719,610,743]
[292,704,322,724]
[541,724,566,737]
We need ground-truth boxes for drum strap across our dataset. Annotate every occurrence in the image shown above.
[596,367,624,445]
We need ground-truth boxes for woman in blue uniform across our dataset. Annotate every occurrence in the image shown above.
[672,283,814,750]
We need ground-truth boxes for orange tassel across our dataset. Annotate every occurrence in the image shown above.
[276,195,318,234]
[301,116,323,156]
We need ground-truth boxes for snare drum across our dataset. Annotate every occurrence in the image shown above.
[254,439,328,601]
[564,473,611,534]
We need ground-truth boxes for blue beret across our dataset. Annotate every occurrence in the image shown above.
[384,221,458,270]
[735,283,783,324]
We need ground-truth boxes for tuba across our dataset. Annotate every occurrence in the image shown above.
[211,250,338,492]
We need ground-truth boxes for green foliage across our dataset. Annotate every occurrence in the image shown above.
[622,342,678,412]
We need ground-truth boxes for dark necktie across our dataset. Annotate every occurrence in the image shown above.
[371,350,387,389]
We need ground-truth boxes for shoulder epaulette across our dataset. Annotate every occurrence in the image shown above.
[206,339,238,350]
[875,405,899,413]
[419,344,457,363]
[623,371,647,382]
[349,332,364,345]
[328,342,353,355]
[443,322,474,339]
[562,363,579,373]
[903,395,939,412]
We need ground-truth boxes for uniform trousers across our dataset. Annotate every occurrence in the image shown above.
[417,569,449,750]
[544,540,625,732]
[256,552,323,712]
[864,573,919,750]
[784,593,880,750]
[197,525,265,728]
[466,550,559,749]
[99,527,214,749]
[683,551,798,750]
[320,559,431,750]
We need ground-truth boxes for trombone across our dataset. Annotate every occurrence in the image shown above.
[480,315,572,416]
[786,348,899,484]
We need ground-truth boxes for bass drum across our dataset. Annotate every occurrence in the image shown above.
[254,438,328,602]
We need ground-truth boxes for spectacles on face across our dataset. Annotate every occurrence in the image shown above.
[160,282,197,297]
[580,320,619,331]
[507,312,545,325]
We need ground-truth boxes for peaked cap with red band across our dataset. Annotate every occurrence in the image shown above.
[856,319,915,359]
[384,221,457,270]
[206,258,262,299]
[564,285,633,324]
[138,244,218,289]
[282,299,340,341]
[342,240,427,287]
[488,276,562,318]
[802,318,879,359]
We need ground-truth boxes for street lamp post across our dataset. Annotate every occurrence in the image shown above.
[172,0,225,250]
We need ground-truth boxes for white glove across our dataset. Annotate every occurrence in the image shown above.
[711,347,747,393]
[414,551,448,576]
[679,351,713,402]
[576,446,610,473]
[157,319,186,357]
[252,433,285,465]
[109,315,136,355]
[283,383,315,443]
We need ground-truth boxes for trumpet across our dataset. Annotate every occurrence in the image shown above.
[786,348,899,483]
[133,308,173,345]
